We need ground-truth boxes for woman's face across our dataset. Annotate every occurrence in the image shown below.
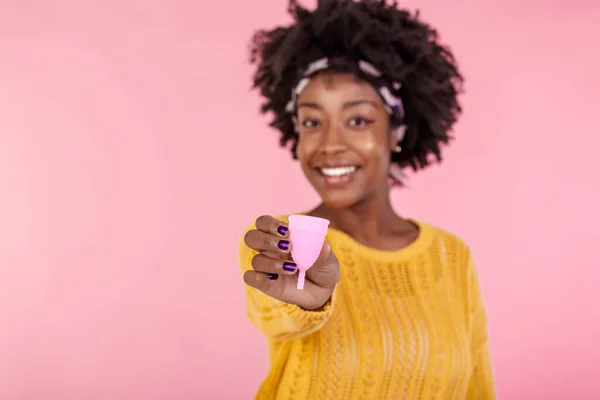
[295,72,395,209]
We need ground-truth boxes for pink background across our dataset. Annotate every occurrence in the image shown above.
[1,0,599,398]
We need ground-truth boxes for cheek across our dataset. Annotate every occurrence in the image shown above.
[359,135,378,152]
[295,134,316,165]
[350,133,388,163]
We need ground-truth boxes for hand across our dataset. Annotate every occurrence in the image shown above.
[243,215,340,310]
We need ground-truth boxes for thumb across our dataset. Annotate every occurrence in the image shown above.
[314,241,335,268]
[306,241,339,289]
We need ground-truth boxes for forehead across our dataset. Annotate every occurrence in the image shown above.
[297,71,382,103]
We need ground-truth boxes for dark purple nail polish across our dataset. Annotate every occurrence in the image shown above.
[277,225,288,236]
[267,273,278,280]
[282,262,297,272]
[278,240,289,251]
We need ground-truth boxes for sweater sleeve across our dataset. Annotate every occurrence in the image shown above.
[466,254,497,399]
[238,220,336,342]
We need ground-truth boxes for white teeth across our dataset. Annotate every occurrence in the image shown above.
[320,166,357,177]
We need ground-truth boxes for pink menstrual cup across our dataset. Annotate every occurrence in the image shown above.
[288,215,330,290]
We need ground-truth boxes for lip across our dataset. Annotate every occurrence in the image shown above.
[313,164,361,188]
[313,162,362,168]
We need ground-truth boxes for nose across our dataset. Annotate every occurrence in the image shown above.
[318,125,347,155]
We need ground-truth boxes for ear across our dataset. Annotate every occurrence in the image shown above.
[390,125,406,151]
[389,129,397,150]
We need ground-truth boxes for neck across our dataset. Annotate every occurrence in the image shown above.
[311,188,409,242]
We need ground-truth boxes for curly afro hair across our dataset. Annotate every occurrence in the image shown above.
[249,0,464,174]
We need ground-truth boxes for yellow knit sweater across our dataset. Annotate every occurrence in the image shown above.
[239,216,495,399]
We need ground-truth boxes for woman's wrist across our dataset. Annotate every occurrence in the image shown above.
[301,286,336,311]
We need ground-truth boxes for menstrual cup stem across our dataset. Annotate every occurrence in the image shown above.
[297,271,306,290]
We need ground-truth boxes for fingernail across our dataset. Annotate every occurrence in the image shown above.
[277,225,288,236]
[267,273,278,280]
[278,240,289,251]
[282,262,297,272]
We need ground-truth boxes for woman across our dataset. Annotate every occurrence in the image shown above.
[239,0,495,398]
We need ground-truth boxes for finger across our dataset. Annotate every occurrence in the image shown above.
[306,241,339,289]
[251,253,298,275]
[243,270,322,308]
[255,215,289,238]
[244,229,292,255]
[243,270,287,301]
[260,250,293,262]
[314,240,334,266]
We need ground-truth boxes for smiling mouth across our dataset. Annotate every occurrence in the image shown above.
[315,165,361,186]
[319,166,358,177]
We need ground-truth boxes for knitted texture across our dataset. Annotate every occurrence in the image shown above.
[239,216,495,399]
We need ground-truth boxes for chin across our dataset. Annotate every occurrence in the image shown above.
[318,189,365,210]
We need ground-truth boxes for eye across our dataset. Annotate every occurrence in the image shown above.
[348,116,374,127]
[301,118,320,128]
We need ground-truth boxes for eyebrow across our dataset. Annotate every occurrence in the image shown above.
[297,99,380,110]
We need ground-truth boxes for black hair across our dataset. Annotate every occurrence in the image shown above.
[249,0,464,174]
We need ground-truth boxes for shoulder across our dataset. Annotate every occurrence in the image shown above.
[419,220,471,250]
[417,220,475,267]
[418,221,482,299]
